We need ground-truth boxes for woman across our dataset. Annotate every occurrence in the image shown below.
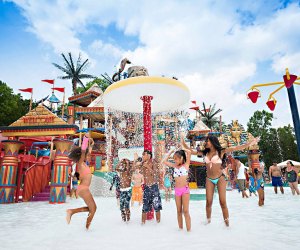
[286,161,300,195]
[66,133,97,230]
[162,147,191,231]
[182,135,259,227]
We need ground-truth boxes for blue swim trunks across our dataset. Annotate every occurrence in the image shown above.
[272,176,283,187]
[142,184,162,213]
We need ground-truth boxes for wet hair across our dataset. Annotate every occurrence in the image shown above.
[234,156,240,161]
[74,172,80,180]
[68,147,87,163]
[143,150,152,159]
[288,161,294,166]
[174,150,187,164]
[137,157,143,162]
[203,135,227,168]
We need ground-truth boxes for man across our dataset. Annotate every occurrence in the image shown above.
[116,159,132,222]
[234,157,249,198]
[134,150,162,224]
[269,162,284,194]
[131,167,144,206]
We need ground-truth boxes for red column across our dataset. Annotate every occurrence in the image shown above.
[141,96,153,151]
[141,96,154,220]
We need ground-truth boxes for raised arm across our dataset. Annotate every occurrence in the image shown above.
[224,137,260,154]
[181,135,198,155]
[161,148,177,168]
[182,148,191,169]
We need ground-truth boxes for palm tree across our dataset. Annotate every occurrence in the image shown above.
[53,53,96,95]
[197,102,222,129]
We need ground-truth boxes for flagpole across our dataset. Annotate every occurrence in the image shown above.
[29,91,33,110]
[62,88,65,119]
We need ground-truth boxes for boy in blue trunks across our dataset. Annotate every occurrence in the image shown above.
[134,150,162,224]
[116,159,132,222]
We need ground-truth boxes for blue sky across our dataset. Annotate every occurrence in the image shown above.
[1,0,300,127]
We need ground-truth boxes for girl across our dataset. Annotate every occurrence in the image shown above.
[162,147,191,231]
[163,168,172,202]
[66,133,97,230]
[182,135,259,227]
[286,161,300,195]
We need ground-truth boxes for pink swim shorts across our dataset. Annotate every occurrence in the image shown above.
[174,186,190,197]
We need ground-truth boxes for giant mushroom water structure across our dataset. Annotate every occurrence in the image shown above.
[103,76,190,153]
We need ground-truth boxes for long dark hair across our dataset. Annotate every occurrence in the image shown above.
[174,150,187,164]
[288,161,294,166]
[203,135,227,168]
[68,147,87,163]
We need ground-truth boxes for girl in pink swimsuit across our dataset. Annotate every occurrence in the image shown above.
[66,133,97,230]
[163,146,191,231]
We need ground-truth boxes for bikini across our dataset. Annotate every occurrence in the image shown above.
[205,154,224,185]
[173,165,189,197]
[77,166,91,193]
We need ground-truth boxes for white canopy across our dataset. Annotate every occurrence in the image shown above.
[277,160,300,167]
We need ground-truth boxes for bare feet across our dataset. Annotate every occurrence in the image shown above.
[86,213,92,230]
[224,218,229,227]
[66,209,72,224]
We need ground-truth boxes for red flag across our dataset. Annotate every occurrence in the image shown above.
[42,79,55,84]
[19,88,33,93]
[191,100,197,105]
[52,87,65,92]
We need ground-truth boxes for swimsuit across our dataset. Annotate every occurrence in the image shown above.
[205,154,224,185]
[77,166,91,194]
[287,170,297,183]
[173,165,189,178]
[255,178,264,191]
[131,186,143,202]
[173,165,190,196]
[142,184,162,213]
[271,176,283,187]
[120,187,132,210]
[164,175,171,188]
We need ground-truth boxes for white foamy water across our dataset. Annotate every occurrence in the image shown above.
[1,187,300,250]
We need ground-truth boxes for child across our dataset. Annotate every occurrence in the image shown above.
[163,168,172,202]
[162,147,191,231]
[131,168,144,206]
[110,171,121,206]
[70,172,79,198]
[248,172,257,196]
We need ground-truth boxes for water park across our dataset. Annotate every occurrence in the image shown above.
[1,1,300,250]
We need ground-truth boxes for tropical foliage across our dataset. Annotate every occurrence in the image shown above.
[197,102,222,129]
[53,53,95,95]
[0,81,31,126]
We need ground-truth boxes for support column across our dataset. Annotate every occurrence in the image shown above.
[141,96,154,220]
[49,139,73,204]
[141,96,153,151]
[286,85,300,157]
[0,140,24,204]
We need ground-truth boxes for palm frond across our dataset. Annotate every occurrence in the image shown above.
[61,53,74,73]
[52,63,70,75]
[76,53,82,70]
[58,76,73,80]
[78,74,96,79]
[76,58,89,75]
[68,52,76,72]
[76,78,86,89]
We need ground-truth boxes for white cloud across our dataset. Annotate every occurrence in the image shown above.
[9,0,300,127]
